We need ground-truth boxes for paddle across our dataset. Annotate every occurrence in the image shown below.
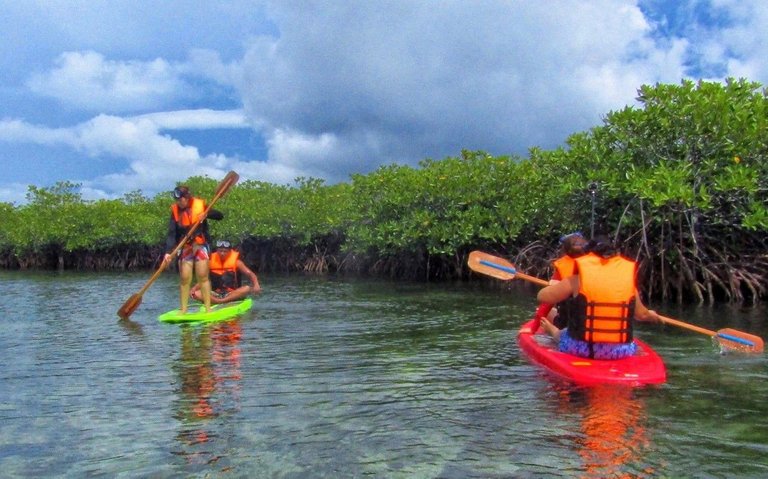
[658,314,764,354]
[467,251,549,286]
[117,171,240,320]
[468,250,765,353]
[468,251,550,332]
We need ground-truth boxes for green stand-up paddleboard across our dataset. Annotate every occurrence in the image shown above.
[158,297,253,324]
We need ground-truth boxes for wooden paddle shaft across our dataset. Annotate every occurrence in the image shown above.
[516,272,549,287]
[659,315,716,337]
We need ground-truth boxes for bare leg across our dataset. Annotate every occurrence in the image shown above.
[219,286,251,303]
[195,259,212,312]
[179,260,194,313]
[194,285,251,304]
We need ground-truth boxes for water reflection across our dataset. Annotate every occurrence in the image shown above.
[117,317,144,337]
[553,384,652,479]
[172,320,243,466]
[3,272,767,477]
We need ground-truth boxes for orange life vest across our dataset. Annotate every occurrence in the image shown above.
[209,250,239,290]
[553,255,578,279]
[566,253,637,344]
[171,197,207,245]
[549,255,580,328]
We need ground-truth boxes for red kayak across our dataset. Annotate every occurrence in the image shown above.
[517,320,666,386]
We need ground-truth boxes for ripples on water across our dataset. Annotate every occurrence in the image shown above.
[0,272,767,478]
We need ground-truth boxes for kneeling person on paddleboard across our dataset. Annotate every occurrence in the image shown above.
[163,185,224,314]
[191,239,261,304]
[538,235,660,360]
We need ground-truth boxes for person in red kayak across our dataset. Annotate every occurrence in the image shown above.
[532,232,588,330]
[162,185,223,313]
[190,239,261,304]
[538,235,660,359]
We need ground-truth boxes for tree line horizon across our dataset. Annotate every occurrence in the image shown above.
[1,78,766,305]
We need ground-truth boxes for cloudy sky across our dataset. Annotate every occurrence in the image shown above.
[1,0,767,204]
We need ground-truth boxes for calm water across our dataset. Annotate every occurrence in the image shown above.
[1,271,767,478]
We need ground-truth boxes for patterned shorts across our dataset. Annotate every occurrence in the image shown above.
[558,328,637,360]
[180,243,210,262]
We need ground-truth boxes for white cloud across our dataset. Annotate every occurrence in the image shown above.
[184,49,242,88]
[27,51,189,112]
[4,0,768,204]
[132,109,250,131]
[0,109,260,199]
[24,47,244,115]
[0,183,33,206]
[238,1,694,179]
[709,1,768,80]
[0,118,76,145]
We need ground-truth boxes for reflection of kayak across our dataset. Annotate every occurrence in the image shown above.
[158,298,253,324]
[517,320,666,386]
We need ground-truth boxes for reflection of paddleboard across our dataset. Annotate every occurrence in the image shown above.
[517,320,666,386]
[158,298,253,324]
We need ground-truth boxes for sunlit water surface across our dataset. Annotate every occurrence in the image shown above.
[1,271,767,478]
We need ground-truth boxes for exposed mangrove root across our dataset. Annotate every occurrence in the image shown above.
[2,231,767,305]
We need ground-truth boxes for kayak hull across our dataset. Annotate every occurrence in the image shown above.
[517,320,666,386]
[158,297,253,324]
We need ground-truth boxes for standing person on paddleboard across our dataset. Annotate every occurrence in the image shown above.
[190,239,261,304]
[163,185,224,314]
[531,232,588,331]
[538,235,660,360]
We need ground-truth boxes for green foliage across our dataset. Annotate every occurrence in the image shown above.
[347,151,529,256]
[2,78,767,301]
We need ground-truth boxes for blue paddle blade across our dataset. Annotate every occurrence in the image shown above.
[479,259,517,275]
[468,251,518,280]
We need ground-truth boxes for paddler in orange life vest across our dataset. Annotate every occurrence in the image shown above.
[190,239,261,304]
[162,185,224,313]
[532,232,588,330]
[537,235,660,360]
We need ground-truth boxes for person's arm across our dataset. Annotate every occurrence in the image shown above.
[533,302,554,319]
[163,214,179,266]
[207,208,224,221]
[238,260,261,293]
[165,215,178,253]
[537,276,577,304]
[633,292,660,323]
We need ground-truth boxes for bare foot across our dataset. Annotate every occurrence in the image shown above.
[540,318,561,341]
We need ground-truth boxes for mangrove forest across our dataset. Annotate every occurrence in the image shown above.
[1,79,767,304]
